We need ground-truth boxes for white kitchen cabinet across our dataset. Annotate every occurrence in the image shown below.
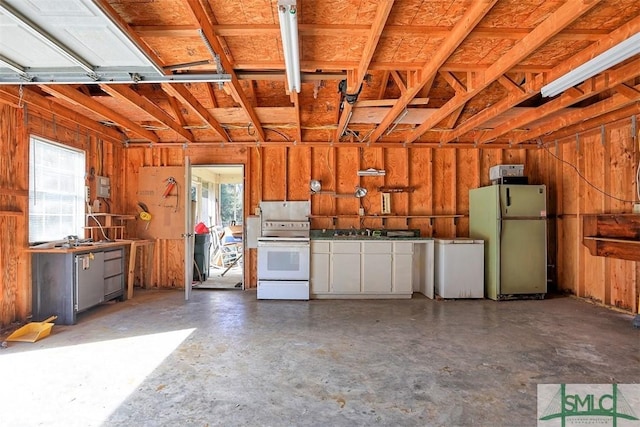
[392,242,414,294]
[310,241,330,294]
[331,241,361,293]
[362,242,392,293]
[310,239,433,299]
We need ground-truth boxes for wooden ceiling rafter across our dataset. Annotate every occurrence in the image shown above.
[133,24,610,42]
[442,12,640,145]
[203,83,218,108]
[367,0,499,144]
[98,84,194,143]
[159,83,229,142]
[166,95,191,131]
[542,102,640,144]
[291,91,302,143]
[185,0,265,142]
[514,82,640,144]
[335,0,394,142]
[39,85,159,142]
[479,57,640,144]
[406,0,603,145]
[0,86,124,142]
[614,83,640,99]
[233,60,554,73]
[377,71,390,99]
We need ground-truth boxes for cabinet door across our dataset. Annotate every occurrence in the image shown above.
[393,254,413,294]
[75,252,105,312]
[310,252,330,294]
[331,253,361,293]
[362,253,392,293]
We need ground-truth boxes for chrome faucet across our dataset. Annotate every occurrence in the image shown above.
[366,229,371,237]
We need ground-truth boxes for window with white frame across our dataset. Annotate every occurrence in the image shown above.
[29,136,86,243]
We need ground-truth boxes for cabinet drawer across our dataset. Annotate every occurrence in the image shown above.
[104,275,123,296]
[104,258,123,277]
[311,241,331,253]
[363,241,392,253]
[332,241,361,253]
[393,242,414,254]
[103,249,123,261]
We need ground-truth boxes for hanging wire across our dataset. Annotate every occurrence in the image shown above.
[542,144,635,204]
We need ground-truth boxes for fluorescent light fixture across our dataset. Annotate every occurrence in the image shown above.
[541,32,640,97]
[277,0,301,93]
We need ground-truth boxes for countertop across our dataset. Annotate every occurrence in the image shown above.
[26,240,134,254]
[310,229,433,241]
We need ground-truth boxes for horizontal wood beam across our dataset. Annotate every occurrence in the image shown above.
[536,102,640,146]
[442,14,640,144]
[99,84,194,143]
[367,0,498,143]
[482,58,640,144]
[160,83,229,141]
[0,87,125,142]
[133,24,608,41]
[405,0,602,144]
[38,85,159,142]
[186,0,265,143]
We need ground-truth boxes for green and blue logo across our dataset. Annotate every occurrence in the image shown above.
[538,384,639,427]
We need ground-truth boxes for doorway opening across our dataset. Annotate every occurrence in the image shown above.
[190,164,244,290]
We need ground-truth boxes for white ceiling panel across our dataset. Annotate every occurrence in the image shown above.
[0,0,160,82]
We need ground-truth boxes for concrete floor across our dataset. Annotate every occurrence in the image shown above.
[1,290,639,427]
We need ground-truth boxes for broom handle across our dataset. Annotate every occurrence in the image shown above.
[42,316,58,323]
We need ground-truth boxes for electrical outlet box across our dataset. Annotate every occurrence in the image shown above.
[96,175,110,198]
[633,203,640,214]
[358,207,365,216]
[85,186,90,203]
[381,193,391,214]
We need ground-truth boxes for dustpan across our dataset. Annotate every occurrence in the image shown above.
[6,316,57,342]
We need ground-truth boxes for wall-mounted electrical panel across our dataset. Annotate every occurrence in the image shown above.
[96,175,111,198]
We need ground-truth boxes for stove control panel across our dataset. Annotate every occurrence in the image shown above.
[262,220,310,237]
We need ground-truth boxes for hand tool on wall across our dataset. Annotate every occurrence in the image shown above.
[163,177,176,198]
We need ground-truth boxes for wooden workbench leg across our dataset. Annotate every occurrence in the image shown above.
[144,242,155,288]
[127,242,137,300]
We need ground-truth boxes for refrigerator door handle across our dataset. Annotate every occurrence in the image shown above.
[506,188,511,207]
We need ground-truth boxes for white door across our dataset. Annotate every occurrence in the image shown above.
[184,157,194,300]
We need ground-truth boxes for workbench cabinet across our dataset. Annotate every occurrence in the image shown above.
[31,245,126,325]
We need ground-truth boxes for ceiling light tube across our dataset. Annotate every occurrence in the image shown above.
[278,0,301,93]
[541,32,640,98]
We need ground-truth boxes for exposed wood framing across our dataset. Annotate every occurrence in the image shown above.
[99,84,194,142]
[335,1,394,142]
[405,0,602,144]
[185,0,265,142]
[39,85,159,142]
[368,0,498,143]
[160,83,229,141]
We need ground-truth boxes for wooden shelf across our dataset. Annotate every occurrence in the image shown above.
[0,210,22,216]
[310,214,466,227]
[582,214,640,261]
[85,213,136,240]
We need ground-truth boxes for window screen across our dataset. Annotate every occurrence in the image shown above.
[29,136,86,243]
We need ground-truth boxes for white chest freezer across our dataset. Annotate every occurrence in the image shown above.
[434,238,484,299]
